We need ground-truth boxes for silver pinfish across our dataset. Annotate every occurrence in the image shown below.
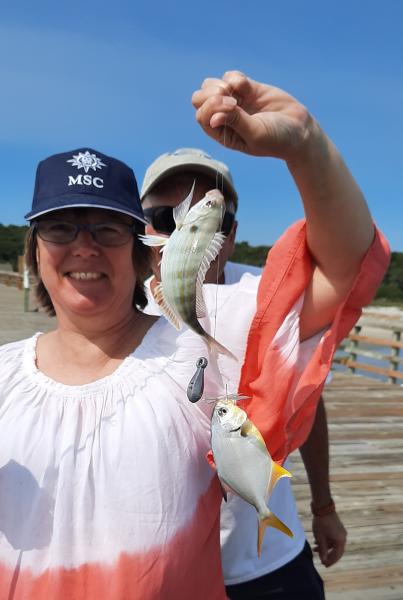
[209,396,293,557]
[140,184,234,358]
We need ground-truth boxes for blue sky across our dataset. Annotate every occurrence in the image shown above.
[1,1,402,250]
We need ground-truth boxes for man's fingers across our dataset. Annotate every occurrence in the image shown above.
[325,545,344,567]
[192,71,252,110]
[327,538,347,566]
[317,538,328,565]
[194,94,238,130]
[192,77,235,109]
[315,537,346,567]
[192,85,231,109]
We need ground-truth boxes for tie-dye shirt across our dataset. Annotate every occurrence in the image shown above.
[0,221,389,599]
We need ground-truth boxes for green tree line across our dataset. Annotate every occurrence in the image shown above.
[0,224,28,271]
[0,225,402,304]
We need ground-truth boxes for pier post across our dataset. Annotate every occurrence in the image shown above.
[389,329,401,385]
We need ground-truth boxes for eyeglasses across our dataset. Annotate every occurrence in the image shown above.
[33,219,138,247]
[142,206,235,236]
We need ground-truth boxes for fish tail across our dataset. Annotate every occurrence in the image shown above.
[257,512,293,557]
[205,333,237,361]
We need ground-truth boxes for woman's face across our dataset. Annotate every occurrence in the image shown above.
[36,207,137,320]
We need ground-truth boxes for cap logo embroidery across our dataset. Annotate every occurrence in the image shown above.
[67,151,106,173]
[67,151,106,189]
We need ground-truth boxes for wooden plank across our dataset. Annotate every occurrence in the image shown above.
[327,404,403,416]
[358,316,403,332]
[299,503,403,526]
[292,371,403,596]
[326,587,403,600]
[327,374,395,388]
[343,333,403,349]
[323,564,403,594]
[364,310,403,321]
[307,523,403,553]
[339,346,403,365]
[324,391,403,400]
[333,358,403,380]
[330,431,401,440]
[329,380,396,390]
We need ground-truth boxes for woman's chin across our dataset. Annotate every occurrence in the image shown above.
[55,292,110,317]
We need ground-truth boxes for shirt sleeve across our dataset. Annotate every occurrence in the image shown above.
[237,220,391,464]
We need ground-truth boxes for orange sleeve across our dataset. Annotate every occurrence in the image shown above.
[238,220,391,464]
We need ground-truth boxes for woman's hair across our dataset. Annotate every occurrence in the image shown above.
[24,224,152,316]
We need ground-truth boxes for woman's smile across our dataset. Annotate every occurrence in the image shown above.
[66,271,105,281]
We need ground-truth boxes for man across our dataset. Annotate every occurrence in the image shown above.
[141,147,347,599]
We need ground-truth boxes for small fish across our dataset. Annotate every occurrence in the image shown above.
[140,184,234,358]
[209,396,293,557]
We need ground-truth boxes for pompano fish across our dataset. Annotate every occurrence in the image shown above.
[209,396,293,557]
[140,183,234,358]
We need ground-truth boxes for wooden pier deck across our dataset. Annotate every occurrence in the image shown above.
[291,374,403,599]
[1,284,403,598]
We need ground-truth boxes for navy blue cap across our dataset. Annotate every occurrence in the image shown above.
[25,148,147,225]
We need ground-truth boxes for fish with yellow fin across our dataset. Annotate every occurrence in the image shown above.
[208,395,293,557]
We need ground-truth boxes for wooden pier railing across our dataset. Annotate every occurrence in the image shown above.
[0,271,23,289]
[334,311,403,384]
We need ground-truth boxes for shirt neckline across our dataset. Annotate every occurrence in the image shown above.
[23,318,162,393]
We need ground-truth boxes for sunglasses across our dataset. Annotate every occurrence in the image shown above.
[142,206,235,236]
[33,219,139,247]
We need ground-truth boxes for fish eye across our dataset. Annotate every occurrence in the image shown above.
[205,200,214,208]
[218,408,227,417]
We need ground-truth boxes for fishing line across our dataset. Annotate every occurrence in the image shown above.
[212,117,228,343]
[212,253,220,342]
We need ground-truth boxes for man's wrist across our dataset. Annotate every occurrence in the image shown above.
[311,498,336,517]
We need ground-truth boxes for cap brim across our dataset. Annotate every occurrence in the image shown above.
[25,192,148,226]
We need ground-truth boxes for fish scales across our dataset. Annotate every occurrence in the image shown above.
[161,226,207,329]
[215,432,272,511]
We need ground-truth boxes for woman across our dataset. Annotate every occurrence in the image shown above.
[0,147,234,599]
[0,72,388,599]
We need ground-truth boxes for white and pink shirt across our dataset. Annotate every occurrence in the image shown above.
[0,221,389,598]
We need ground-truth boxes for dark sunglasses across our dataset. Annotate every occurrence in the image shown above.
[143,206,235,236]
[33,219,139,247]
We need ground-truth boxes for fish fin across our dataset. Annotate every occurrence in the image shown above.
[193,231,226,319]
[138,234,169,247]
[267,461,292,497]
[173,180,195,228]
[240,420,268,452]
[196,232,226,286]
[153,283,182,330]
[205,334,238,361]
[206,393,251,404]
[257,512,293,556]
[195,278,207,319]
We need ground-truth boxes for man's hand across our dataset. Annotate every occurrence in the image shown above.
[312,511,347,567]
[193,70,376,340]
[192,70,316,162]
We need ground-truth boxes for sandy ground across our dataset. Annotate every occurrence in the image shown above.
[0,284,54,346]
